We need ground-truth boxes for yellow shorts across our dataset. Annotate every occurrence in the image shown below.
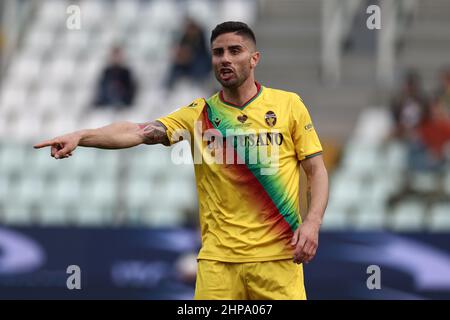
[194,259,307,300]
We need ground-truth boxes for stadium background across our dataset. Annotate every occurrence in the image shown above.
[0,0,449,299]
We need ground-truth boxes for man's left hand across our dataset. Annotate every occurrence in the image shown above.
[291,219,320,264]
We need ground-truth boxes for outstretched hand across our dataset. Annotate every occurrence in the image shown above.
[291,219,320,264]
[33,133,81,159]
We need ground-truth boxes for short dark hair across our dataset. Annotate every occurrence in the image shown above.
[210,21,256,45]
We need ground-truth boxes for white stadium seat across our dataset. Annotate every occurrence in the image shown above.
[429,204,450,231]
[389,201,426,231]
[353,205,387,230]
[3,201,36,226]
[75,202,115,226]
[82,177,118,207]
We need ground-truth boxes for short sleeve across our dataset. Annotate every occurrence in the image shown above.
[157,98,205,145]
[290,94,323,161]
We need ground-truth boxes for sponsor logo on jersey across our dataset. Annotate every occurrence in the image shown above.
[265,111,277,127]
[237,114,248,123]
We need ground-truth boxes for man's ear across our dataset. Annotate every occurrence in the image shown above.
[251,51,260,69]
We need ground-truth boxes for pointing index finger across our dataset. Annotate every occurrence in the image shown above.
[33,139,54,149]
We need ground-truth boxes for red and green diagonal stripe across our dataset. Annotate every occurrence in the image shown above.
[204,99,300,233]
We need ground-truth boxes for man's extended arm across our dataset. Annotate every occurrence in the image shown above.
[33,121,170,159]
[291,154,329,264]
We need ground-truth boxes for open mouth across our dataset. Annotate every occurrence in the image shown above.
[220,68,234,80]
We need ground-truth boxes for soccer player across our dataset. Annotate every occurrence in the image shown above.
[34,21,329,300]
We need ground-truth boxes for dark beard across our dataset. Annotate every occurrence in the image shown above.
[215,71,248,89]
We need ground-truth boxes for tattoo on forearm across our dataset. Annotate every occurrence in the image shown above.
[306,180,312,211]
[138,121,170,146]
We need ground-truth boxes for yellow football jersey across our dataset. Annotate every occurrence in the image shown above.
[157,83,322,262]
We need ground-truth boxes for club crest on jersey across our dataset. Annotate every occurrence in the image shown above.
[214,117,221,126]
[237,114,248,123]
[265,111,277,127]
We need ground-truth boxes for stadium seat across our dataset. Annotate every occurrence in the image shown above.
[82,109,117,130]
[24,28,55,54]
[341,140,381,174]
[33,142,60,174]
[429,204,450,231]
[78,0,107,30]
[94,151,121,178]
[367,176,398,207]
[187,0,218,29]
[37,0,68,28]
[329,170,364,208]
[115,0,140,24]
[140,205,185,227]
[14,176,46,207]
[384,142,408,172]
[0,177,10,203]
[143,0,180,31]
[2,202,33,226]
[14,113,43,141]
[0,87,28,115]
[82,177,118,207]
[0,143,27,176]
[67,148,99,177]
[124,179,157,209]
[321,207,349,230]
[127,29,163,61]
[38,203,70,226]
[353,205,386,230]
[42,176,82,208]
[162,179,198,210]
[9,54,42,81]
[63,88,92,115]
[443,171,450,195]
[47,58,77,87]
[4,59,36,91]
[130,145,173,176]
[389,200,426,231]
[410,172,439,193]
[41,114,79,139]
[75,202,115,226]
[352,108,392,144]
[33,86,63,115]
[92,28,117,53]
[220,0,257,27]
[0,115,9,138]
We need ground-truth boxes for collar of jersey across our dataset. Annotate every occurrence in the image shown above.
[218,82,263,110]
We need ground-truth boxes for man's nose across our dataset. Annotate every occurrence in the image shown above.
[219,52,231,65]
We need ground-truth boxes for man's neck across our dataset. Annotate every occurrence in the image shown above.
[221,78,258,107]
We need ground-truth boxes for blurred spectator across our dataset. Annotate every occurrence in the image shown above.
[165,18,211,90]
[94,46,137,108]
[388,93,450,206]
[390,71,428,140]
[435,67,450,116]
[414,95,450,171]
